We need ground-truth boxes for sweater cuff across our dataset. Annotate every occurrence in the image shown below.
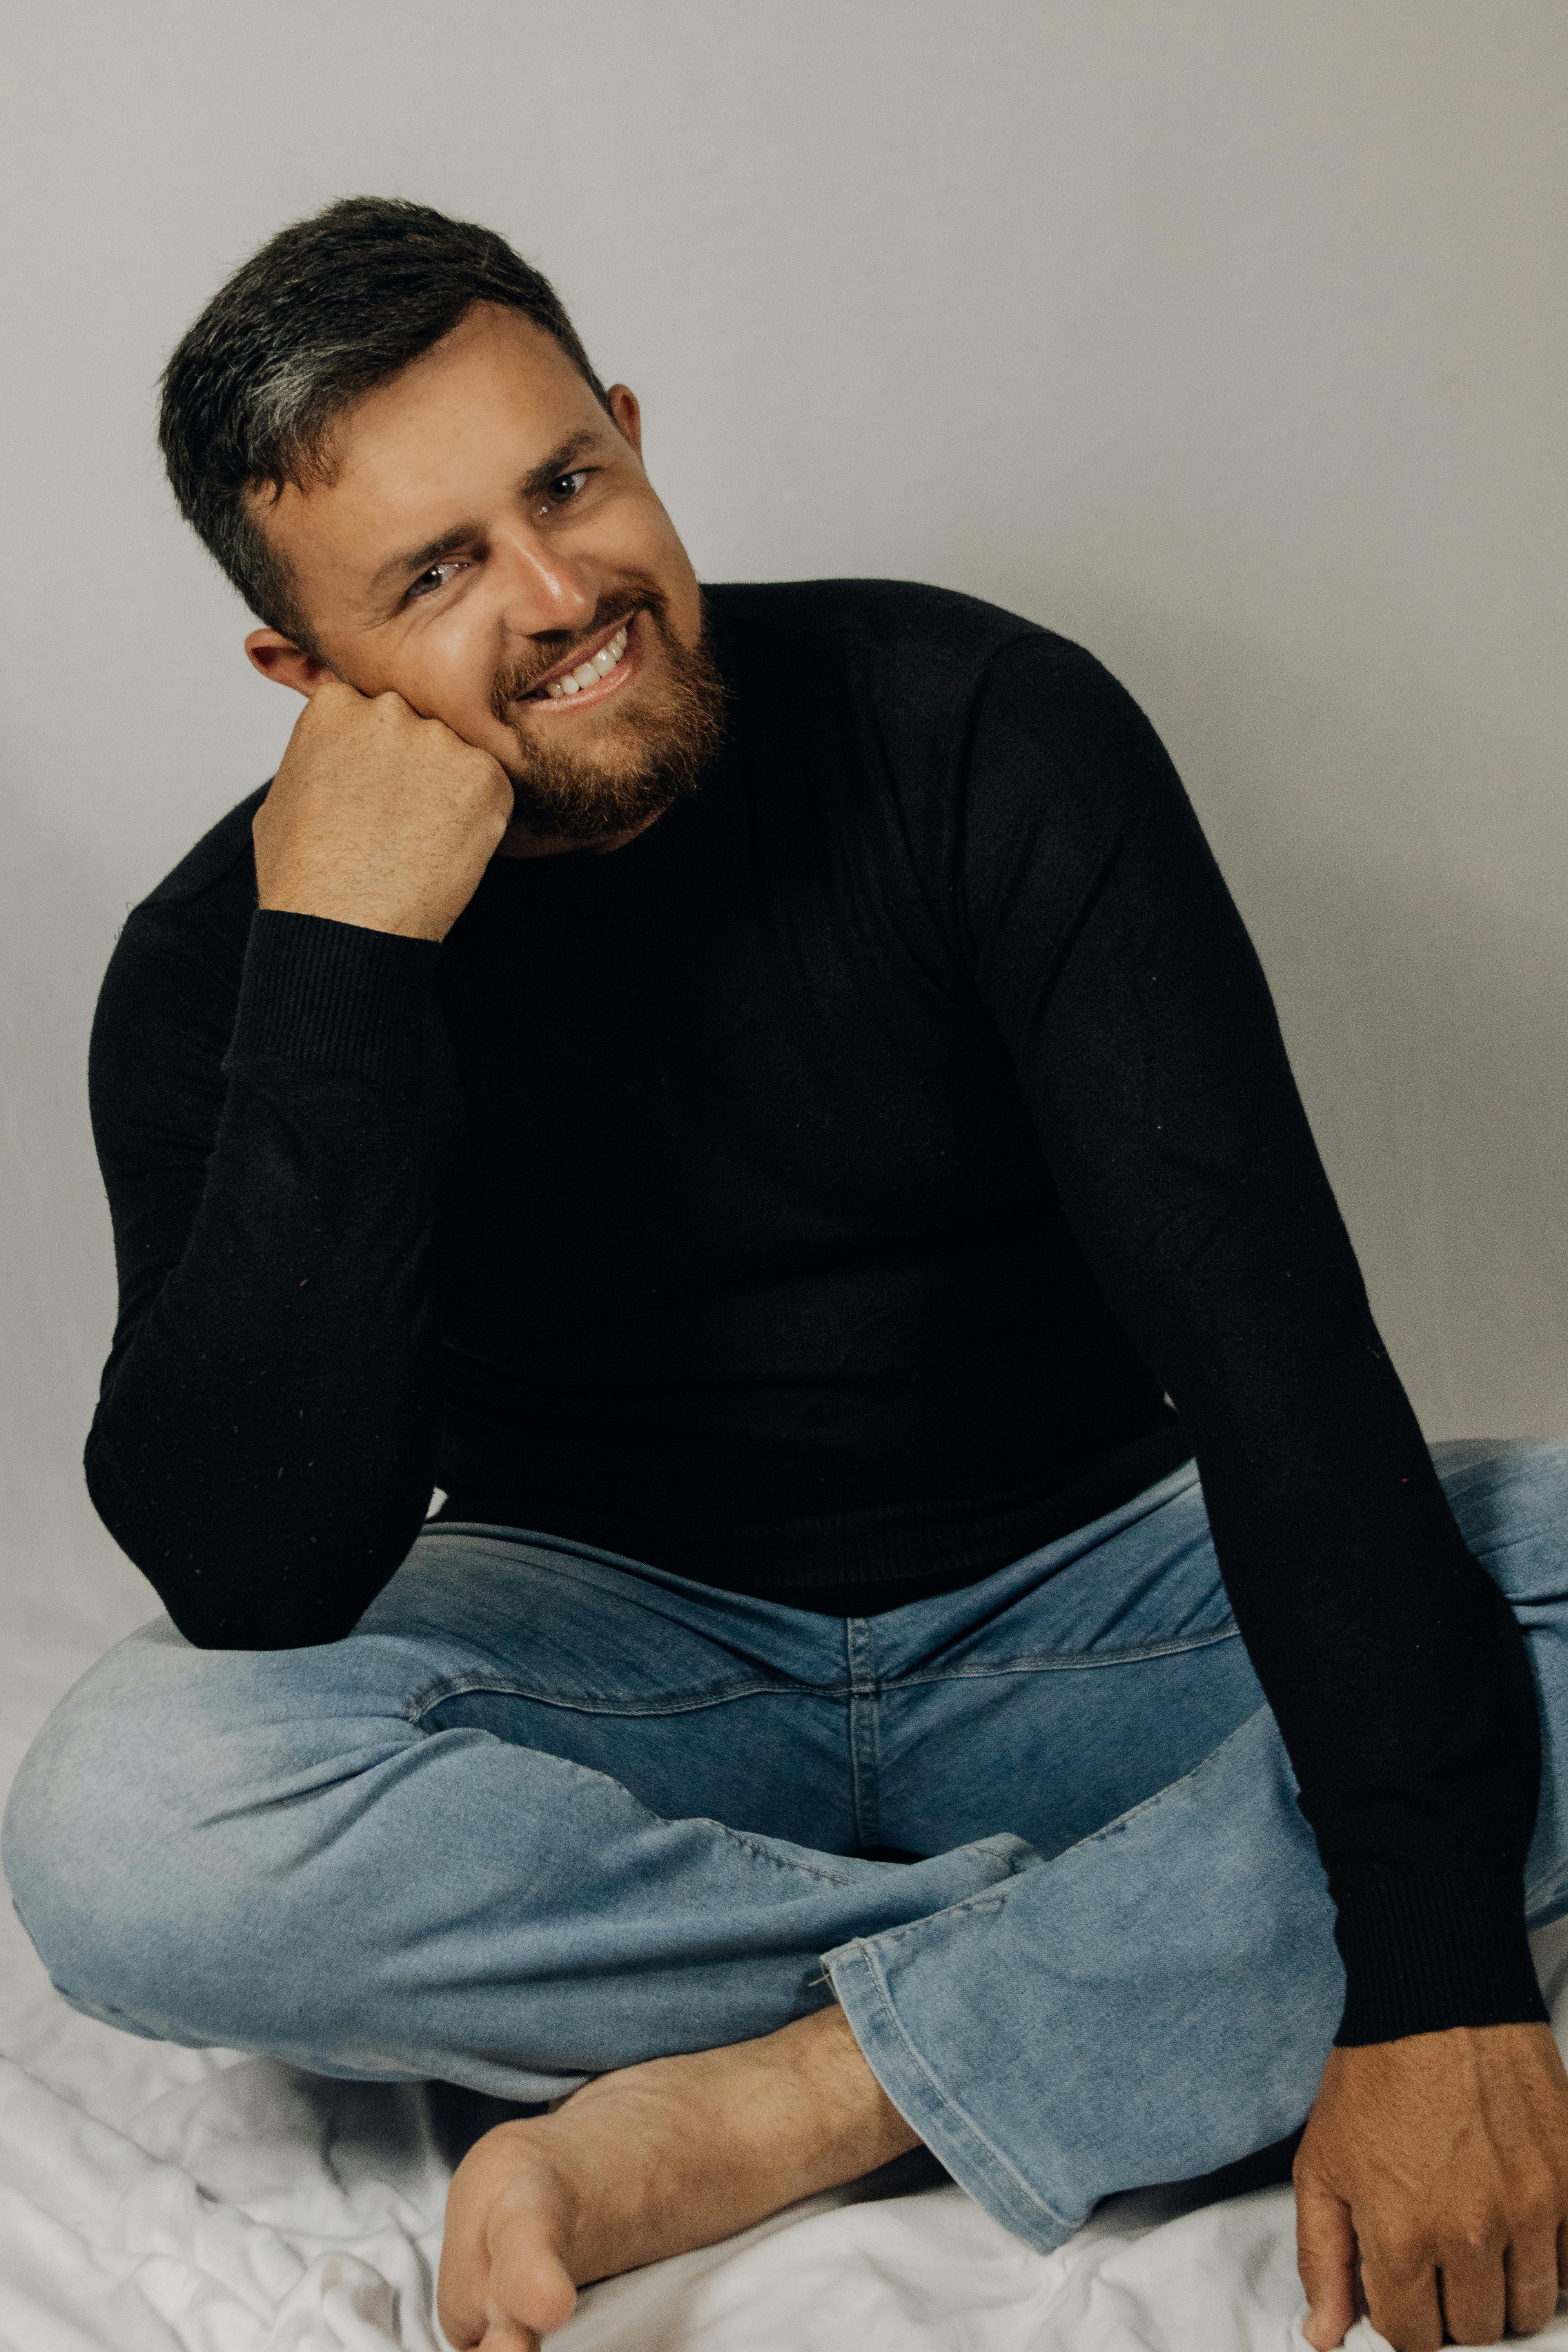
[1334,1868,1548,2045]
[228,909,438,1081]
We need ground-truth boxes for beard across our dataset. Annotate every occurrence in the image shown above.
[489,579,724,846]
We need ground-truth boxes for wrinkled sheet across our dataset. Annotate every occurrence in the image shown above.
[6,1628,1568,2352]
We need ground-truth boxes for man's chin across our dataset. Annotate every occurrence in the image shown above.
[498,764,682,851]
[498,711,695,829]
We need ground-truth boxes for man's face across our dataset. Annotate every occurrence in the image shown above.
[247,303,719,848]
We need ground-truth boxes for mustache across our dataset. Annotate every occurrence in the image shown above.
[490,576,669,719]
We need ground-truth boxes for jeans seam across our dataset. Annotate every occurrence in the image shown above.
[844,1882,1016,1954]
[846,1617,881,1851]
[405,1624,1244,1724]
[404,1671,842,1724]
[705,1820,857,1886]
[886,1622,1241,1688]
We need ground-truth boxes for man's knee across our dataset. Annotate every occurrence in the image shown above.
[1432,1437,1568,1606]
[3,1628,202,2013]
[2,1621,303,2033]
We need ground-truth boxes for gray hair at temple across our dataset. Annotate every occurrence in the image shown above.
[156,195,609,657]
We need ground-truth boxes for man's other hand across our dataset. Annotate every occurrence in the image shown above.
[253,679,514,942]
[1295,2022,1568,2350]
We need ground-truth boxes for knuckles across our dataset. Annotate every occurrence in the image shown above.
[1510,2189,1561,2239]
[1374,2218,1507,2270]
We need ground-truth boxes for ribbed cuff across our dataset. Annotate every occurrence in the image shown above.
[227,909,438,1081]
[1334,1868,1548,2045]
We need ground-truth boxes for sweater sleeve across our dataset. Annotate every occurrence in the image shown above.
[960,632,1545,2046]
[85,895,445,1650]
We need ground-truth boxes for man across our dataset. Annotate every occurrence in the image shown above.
[4,195,1566,2352]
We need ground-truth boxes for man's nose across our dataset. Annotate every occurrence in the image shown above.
[490,533,598,639]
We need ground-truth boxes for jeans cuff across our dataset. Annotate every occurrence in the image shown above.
[823,1862,1076,2257]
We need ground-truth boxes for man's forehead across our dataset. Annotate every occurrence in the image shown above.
[340,303,591,449]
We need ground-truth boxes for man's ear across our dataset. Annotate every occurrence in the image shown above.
[607,384,643,459]
[245,630,337,697]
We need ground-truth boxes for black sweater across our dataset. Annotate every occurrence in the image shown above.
[85,580,1544,2047]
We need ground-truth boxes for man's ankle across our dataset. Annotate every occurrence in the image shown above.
[772,2002,921,2183]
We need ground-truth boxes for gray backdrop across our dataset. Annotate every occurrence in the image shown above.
[3,0,1563,1672]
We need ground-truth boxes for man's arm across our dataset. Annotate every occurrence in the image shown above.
[86,685,511,1647]
[959,633,1565,2349]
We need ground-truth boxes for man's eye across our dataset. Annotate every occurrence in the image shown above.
[407,561,467,600]
[543,470,590,507]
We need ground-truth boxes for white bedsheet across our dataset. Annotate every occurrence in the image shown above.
[6,1631,1568,2352]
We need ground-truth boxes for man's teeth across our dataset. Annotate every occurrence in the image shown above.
[545,623,630,697]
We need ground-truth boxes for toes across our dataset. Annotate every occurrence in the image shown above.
[477,2315,541,2352]
[488,2244,578,2337]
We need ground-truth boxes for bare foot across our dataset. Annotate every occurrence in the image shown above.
[436,2003,919,2348]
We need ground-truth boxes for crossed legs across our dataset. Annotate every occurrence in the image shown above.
[6,1442,1566,2344]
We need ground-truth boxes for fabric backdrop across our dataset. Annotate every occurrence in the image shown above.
[2,0,1564,1730]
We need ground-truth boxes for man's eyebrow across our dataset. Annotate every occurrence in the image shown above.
[519,427,608,501]
[370,429,614,597]
[372,521,477,594]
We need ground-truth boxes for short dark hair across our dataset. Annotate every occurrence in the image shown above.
[157,195,609,652]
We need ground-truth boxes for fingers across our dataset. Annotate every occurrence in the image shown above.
[1357,2250,1445,2352]
[1438,2247,1507,2350]
[1504,2223,1566,2337]
[1359,2238,1559,2351]
[1296,2171,1359,2349]
[1345,2229,1568,2349]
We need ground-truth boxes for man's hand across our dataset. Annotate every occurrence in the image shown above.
[252,679,514,941]
[1296,2022,1568,2350]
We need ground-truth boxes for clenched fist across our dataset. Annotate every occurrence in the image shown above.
[253,679,514,942]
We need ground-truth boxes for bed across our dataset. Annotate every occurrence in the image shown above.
[7,1613,1568,2352]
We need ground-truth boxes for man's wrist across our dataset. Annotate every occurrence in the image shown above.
[254,881,450,943]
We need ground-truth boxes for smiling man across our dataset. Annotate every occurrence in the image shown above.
[6,196,1568,2352]
[224,283,725,892]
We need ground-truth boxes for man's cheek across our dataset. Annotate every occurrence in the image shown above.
[399,659,497,746]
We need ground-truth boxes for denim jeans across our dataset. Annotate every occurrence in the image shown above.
[6,1439,1567,2255]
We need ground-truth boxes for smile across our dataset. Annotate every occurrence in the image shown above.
[521,613,639,711]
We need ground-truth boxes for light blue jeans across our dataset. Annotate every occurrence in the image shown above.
[7,1440,1567,2254]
